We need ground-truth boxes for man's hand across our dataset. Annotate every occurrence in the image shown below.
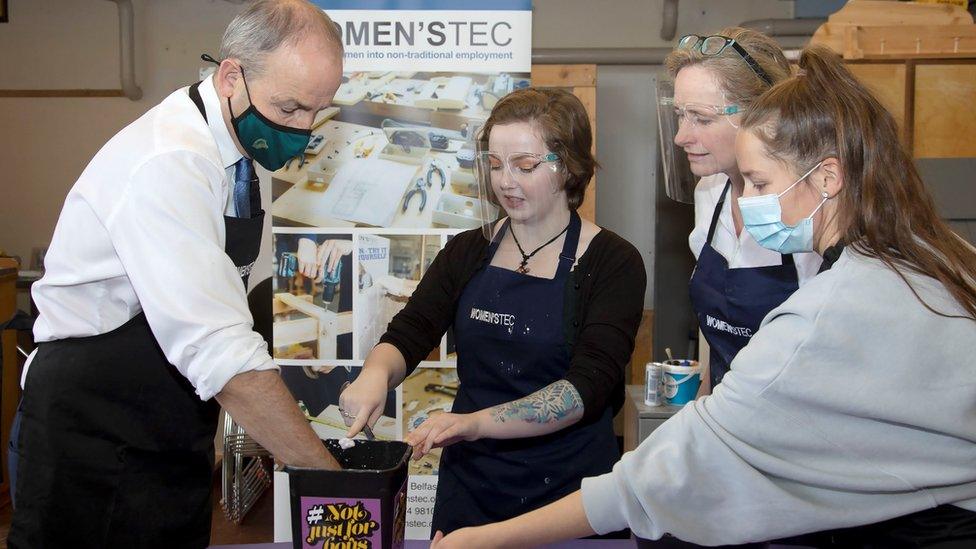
[216,369,340,469]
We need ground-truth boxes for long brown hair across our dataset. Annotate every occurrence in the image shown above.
[742,45,976,320]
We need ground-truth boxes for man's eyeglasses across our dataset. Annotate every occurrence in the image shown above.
[677,34,774,86]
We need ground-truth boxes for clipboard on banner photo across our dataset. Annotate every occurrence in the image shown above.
[273,158,418,227]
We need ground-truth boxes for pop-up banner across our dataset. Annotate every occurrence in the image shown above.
[271,0,532,544]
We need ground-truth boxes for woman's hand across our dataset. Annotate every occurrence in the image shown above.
[431,527,496,549]
[337,366,388,437]
[404,411,485,460]
[296,238,320,278]
[432,491,593,549]
[316,239,353,282]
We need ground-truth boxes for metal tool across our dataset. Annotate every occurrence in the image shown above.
[426,161,446,190]
[424,383,458,397]
[428,133,450,150]
[402,177,428,213]
[283,152,307,170]
[298,400,335,427]
[338,381,377,441]
[389,130,427,154]
[321,257,342,302]
[278,252,298,278]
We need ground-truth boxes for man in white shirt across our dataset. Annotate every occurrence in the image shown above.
[10,1,343,547]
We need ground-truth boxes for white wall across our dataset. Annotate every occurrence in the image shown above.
[1,0,249,271]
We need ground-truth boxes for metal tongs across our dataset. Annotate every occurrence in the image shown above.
[339,381,377,440]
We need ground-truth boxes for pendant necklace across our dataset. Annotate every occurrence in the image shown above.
[510,221,570,274]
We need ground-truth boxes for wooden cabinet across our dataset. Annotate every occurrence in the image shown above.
[0,257,20,504]
[623,386,681,451]
[848,58,976,158]
[531,64,598,221]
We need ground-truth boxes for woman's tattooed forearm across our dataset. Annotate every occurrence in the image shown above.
[489,380,583,424]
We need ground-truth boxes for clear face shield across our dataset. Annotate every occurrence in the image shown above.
[474,150,561,240]
[656,79,743,204]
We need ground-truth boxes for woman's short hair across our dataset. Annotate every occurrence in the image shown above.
[219,0,343,76]
[478,88,598,210]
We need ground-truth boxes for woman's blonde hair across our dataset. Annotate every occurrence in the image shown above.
[665,26,792,107]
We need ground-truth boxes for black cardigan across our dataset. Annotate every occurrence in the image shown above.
[379,226,647,423]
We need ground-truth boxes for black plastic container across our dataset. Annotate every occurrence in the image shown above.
[285,440,411,549]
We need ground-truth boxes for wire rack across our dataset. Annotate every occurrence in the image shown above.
[220,412,273,524]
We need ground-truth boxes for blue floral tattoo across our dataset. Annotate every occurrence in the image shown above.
[489,380,583,424]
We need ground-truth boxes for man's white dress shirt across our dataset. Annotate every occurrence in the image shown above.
[27,76,275,400]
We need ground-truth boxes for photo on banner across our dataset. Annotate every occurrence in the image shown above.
[355,232,444,361]
[402,367,458,476]
[272,232,353,362]
[270,2,531,232]
[271,0,532,542]
[279,365,400,441]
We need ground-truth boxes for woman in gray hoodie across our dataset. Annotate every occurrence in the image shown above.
[431,45,976,549]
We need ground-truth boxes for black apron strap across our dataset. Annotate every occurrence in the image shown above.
[705,179,730,246]
[487,217,512,260]
[188,81,206,120]
[708,178,794,267]
[190,80,262,216]
[555,210,582,279]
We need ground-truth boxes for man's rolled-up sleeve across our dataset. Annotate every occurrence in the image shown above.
[104,152,275,401]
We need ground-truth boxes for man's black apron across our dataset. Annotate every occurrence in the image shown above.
[430,211,620,535]
[9,82,264,548]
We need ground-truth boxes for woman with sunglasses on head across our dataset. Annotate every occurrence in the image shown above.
[341,88,646,535]
[431,45,976,549]
[661,28,823,395]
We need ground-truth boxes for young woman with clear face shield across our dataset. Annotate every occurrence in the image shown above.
[340,88,646,536]
[430,44,976,549]
[659,28,824,397]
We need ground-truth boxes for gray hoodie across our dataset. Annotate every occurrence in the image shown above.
[582,249,976,545]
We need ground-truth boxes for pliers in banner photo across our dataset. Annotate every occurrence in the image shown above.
[426,161,446,190]
[402,177,428,213]
[283,152,308,170]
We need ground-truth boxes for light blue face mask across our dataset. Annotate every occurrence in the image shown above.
[737,161,829,254]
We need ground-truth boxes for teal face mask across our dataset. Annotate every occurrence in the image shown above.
[229,68,311,171]
[737,161,829,254]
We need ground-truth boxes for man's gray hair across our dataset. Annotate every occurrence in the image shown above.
[219,0,343,76]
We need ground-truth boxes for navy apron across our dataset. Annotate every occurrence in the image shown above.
[9,81,264,549]
[430,211,619,535]
[689,180,799,389]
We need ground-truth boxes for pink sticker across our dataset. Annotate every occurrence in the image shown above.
[300,497,382,549]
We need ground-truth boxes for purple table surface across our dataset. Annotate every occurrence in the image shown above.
[211,540,636,549]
